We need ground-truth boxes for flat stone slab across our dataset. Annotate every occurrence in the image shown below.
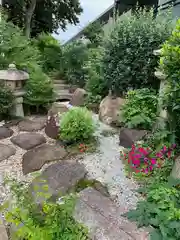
[30,161,87,203]
[18,118,45,132]
[22,144,68,174]
[11,133,46,150]
[75,188,148,240]
[0,144,16,162]
[0,127,13,139]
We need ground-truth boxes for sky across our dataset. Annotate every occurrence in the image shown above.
[53,0,114,43]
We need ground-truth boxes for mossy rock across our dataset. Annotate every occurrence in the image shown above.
[73,178,110,198]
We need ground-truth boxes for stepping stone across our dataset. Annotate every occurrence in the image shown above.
[0,127,13,139]
[30,161,87,203]
[0,144,16,162]
[119,128,147,148]
[22,144,68,174]
[18,118,46,132]
[11,133,46,150]
[75,188,148,240]
[3,119,21,128]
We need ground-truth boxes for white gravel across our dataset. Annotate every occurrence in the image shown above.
[80,114,140,210]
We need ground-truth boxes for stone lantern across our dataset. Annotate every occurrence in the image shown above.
[0,63,29,117]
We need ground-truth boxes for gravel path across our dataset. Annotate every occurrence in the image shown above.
[80,114,140,210]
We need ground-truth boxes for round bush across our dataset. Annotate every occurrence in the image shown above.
[60,107,95,142]
[103,10,173,96]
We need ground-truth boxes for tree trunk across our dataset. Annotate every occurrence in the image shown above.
[24,0,37,38]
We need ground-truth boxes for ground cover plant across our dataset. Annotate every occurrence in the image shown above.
[1,178,88,240]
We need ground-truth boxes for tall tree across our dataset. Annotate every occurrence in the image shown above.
[2,0,83,38]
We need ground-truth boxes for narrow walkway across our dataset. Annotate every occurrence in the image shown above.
[81,114,140,210]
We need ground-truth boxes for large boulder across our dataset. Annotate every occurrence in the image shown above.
[22,144,68,174]
[30,161,87,203]
[69,88,87,106]
[99,96,125,126]
[119,128,147,148]
[171,155,180,179]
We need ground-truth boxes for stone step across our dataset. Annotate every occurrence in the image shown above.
[53,83,70,90]
[54,90,72,101]
[75,187,149,240]
[53,79,66,84]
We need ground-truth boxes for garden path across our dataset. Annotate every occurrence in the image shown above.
[0,113,149,240]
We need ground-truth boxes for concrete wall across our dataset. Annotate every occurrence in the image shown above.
[159,0,180,18]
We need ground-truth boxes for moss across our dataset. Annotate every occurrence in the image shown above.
[74,178,110,197]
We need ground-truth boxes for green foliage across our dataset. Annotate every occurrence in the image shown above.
[121,88,157,130]
[160,19,180,146]
[60,107,95,142]
[124,184,180,240]
[62,41,89,87]
[1,178,88,240]
[103,10,173,96]
[3,0,83,37]
[0,17,40,69]
[34,33,63,73]
[0,83,14,117]
[24,65,54,107]
[83,21,103,47]
[85,47,108,97]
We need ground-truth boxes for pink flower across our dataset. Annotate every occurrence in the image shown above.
[151,158,156,165]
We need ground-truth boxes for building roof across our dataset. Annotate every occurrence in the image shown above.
[65,4,114,44]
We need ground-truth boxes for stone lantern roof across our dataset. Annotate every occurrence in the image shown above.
[0,63,29,81]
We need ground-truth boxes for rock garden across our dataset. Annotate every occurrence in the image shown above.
[0,7,180,240]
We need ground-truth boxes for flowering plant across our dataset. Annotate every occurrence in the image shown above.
[79,143,88,153]
[121,143,176,174]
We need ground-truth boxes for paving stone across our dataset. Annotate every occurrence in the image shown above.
[30,161,87,203]
[0,126,13,139]
[75,188,148,240]
[22,144,68,174]
[11,133,46,150]
[3,119,21,128]
[0,143,16,162]
[18,118,45,132]
[119,128,147,148]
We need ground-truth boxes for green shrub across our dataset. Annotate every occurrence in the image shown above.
[60,107,95,142]
[62,41,89,87]
[160,19,180,145]
[1,178,88,240]
[125,183,180,240]
[121,88,157,130]
[103,10,173,96]
[0,18,40,69]
[24,65,54,108]
[34,33,63,73]
[85,47,108,97]
[0,83,14,118]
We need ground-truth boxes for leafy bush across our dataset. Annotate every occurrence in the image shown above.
[1,178,88,240]
[85,47,108,97]
[0,83,14,118]
[24,65,54,108]
[60,107,95,142]
[0,17,40,69]
[34,33,63,73]
[0,18,54,109]
[121,88,157,130]
[103,10,173,96]
[125,184,180,240]
[160,19,180,145]
[83,21,103,47]
[62,41,89,87]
